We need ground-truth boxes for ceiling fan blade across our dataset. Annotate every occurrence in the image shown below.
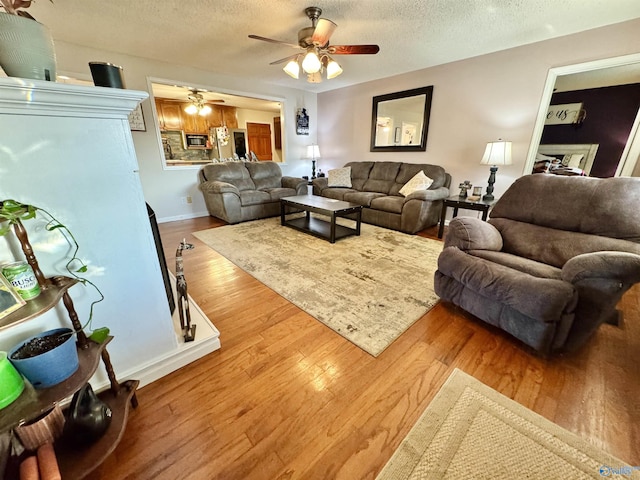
[248,34,301,49]
[269,54,300,66]
[311,18,337,47]
[329,44,380,55]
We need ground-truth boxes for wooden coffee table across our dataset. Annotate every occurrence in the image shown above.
[280,195,363,243]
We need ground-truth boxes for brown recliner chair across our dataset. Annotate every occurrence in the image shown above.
[434,174,640,354]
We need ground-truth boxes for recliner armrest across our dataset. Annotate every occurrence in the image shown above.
[444,217,503,251]
[562,251,640,285]
[404,186,450,201]
[200,180,240,195]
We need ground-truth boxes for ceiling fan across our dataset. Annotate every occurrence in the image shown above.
[183,88,224,116]
[248,6,380,83]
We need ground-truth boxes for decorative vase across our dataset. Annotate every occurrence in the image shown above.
[0,12,57,81]
[9,328,79,389]
[63,383,112,444]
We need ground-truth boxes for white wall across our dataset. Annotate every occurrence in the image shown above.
[52,42,318,223]
[317,19,640,206]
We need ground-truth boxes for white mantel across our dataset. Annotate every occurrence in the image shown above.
[0,78,219,389]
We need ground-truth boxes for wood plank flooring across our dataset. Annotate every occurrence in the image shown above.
[96,216,640,479]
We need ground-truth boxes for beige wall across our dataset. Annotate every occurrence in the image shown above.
[317,19,640,202]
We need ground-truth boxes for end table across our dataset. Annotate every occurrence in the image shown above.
[438,196,497,239]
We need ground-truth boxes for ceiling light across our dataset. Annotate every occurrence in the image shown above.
[283,59,300,79]
[302,50,322,74]
[307,72,322,83]
[326,58,343,79]
[184,90,211,116]
[184,103,198,115]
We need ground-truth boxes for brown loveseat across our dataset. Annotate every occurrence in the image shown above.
[199,161,308,224]
[434,174,640,354]
[312,161,451,234]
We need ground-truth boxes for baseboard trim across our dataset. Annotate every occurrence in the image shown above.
[157,211,209,223]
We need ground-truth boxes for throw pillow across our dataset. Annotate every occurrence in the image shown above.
[399,170,433,196]
[327,167,352,187]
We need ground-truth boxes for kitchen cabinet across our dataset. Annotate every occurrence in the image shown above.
[156,99,183,131]
[221,106,238,129]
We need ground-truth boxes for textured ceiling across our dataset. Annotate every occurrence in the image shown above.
[31,0,640,93]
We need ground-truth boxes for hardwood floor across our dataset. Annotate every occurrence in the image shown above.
[97,216,640,479]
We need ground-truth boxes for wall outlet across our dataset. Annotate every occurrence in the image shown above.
[186,195,193,204]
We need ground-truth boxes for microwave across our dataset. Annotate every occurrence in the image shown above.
[183,133,209,149]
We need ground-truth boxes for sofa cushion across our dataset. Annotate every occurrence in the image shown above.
[490,174,640,241]
[239,190,271,206]
[437,246,577,323]
[262,187,297,201]
[201,162,256,191]
[321,187,358,201]
[344,162,374,190]
[489,218,640,268]
[370,195,405,214]
[245,161,282,190]
[363,162,401,194]
[343,191,386,207]
[328,167,352,187]
[399,170,434,197]
[468,250,563,280]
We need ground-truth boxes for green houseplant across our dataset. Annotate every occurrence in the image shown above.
[0,0,57,81]
[0,199,108,343]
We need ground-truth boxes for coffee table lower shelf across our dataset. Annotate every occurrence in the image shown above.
[284,216,358,242]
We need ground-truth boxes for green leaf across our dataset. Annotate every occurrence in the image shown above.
[76,265,88,273]
[89,327,110,343]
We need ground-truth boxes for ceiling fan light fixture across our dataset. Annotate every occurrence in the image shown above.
[302,49,322,74]
[283,59,300,79]
[307,71,322,83]
[199,104,212,116]
[326,58,343,79]
[184,103,198,115]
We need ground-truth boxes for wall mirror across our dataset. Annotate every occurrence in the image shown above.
[524,53,640,178]
[370,86,433,152]
[148,78,285,169]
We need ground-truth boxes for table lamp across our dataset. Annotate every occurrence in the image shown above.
[307,144,321,179]
[480,140,512,201]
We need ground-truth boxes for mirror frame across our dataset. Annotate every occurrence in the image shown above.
[523,53,640,177]
[370,85,433,152]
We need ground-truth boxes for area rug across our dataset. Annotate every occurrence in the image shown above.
[193,217,442,356]
[376,368,639,480]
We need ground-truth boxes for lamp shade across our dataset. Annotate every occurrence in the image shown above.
[283,59,300,79]
[326,59,343,79]
[301,50,321,74]
[306,144,321,159]
[480,140,513,166]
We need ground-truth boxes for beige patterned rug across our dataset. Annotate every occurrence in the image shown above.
[193,217,442,356]
[376,368,639,480]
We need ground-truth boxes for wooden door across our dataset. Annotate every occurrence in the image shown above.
[247,122,272,161]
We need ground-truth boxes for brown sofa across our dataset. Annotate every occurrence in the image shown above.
[198,161,308,223]
[312,161,451,234]
[434,174,640,354]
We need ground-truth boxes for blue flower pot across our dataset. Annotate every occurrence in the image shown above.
[9,328,79,389]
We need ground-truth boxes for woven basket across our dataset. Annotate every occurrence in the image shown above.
[15,405,65,451]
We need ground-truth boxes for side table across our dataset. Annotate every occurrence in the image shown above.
[438,196,497,238]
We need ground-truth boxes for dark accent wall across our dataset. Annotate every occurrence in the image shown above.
[540,83,640,177]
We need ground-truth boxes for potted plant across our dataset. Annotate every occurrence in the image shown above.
[0,0,57,81]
